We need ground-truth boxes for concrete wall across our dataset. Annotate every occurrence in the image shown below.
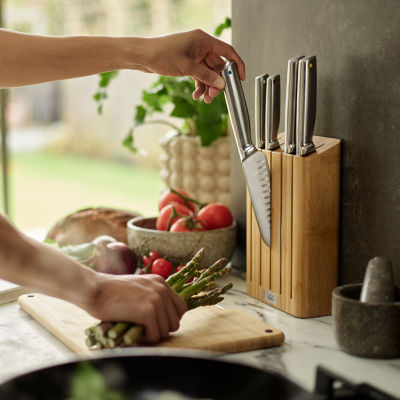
[230,0,400,285]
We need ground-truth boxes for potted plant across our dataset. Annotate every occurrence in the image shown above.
[94,19,232,206]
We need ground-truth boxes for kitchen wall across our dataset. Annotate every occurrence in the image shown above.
[230,0,400,286]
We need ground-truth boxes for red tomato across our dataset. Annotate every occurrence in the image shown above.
[151,258,173,279]
[142,250,162,267]
[196,203,233,230]
[170,217,206,232]
[158,188,196,212]
[156,202,192,231]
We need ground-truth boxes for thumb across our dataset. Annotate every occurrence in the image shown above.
[190,63,225,90]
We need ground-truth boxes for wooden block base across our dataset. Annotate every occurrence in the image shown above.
[247,135,340,318]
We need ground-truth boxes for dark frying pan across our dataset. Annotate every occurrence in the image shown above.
[0,349,394,399]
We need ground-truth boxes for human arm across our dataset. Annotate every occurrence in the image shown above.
[0,28,245,102]
[0,214,186,343]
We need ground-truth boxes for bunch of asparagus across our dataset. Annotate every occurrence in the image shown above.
[85,248,232,349]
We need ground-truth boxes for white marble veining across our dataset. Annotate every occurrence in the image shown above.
[1,272,399,398]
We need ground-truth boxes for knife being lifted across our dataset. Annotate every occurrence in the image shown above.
[265,74,280,150]
[296,56,317,156]
[222,61,271,246]
[284,56,304,154]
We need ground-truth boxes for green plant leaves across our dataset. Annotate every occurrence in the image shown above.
[122,128,137,153]
[69,362,124,400]
[134,105,147,126]
[214,17,231,37]
[194,92,227,146]
[170,95,196,118]
[121,105,147,153]
[141,84,169,112]
[93,71,119,115]
[195,117,225,147]
[128,76,228,149]
[98,71,119,88]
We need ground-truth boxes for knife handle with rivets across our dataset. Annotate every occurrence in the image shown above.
[266,74,280,150]
[255,73,268,149]
[296,56,316,156]
[221,61,255,161]
[284,56,304,154]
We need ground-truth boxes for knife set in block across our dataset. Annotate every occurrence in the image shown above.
[222,60,340,318]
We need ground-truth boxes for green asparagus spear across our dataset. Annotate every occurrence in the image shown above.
[107,322,130,339]
[92,322,115,339]
[166,248,205,286]
[179,267,231,299]
[123,325,144,346]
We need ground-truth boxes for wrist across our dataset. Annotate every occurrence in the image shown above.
[116,37,154,71]
[78,269,106,316]
[33,241,103,314]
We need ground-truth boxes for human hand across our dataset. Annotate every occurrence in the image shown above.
[88,273,187,343]
[145,29,246,103]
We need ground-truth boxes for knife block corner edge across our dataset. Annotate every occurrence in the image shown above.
[246,135,340,318]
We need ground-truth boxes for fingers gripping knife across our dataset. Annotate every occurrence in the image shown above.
[221,61,271,246]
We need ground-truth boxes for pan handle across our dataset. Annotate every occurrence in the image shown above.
[314,366,394,399]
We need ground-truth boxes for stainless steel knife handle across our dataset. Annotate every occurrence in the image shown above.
[266,74,280,150]
[284,56,304,154]
[296,56,316,156]
[221,61,256,161]
[255,73,268,149]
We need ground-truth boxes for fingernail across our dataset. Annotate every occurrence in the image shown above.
[213,77,225,90]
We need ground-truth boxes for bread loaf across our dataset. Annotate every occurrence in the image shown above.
[46,207,140,246]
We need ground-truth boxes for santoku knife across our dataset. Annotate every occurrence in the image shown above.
[222,61,271,246]
[296,55,317,156]
[266,74,280,150]
[284,56,304,154]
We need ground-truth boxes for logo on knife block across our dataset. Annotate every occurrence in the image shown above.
[264,290,278,305]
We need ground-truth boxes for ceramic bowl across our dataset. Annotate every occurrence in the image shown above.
[127,216,237,266]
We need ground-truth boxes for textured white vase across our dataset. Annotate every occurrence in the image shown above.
[159,131,230,206]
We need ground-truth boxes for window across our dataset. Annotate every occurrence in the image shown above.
[0,0,231,237]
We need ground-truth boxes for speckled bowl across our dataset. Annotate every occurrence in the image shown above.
[332,284,400,358]
[127,216,237,266]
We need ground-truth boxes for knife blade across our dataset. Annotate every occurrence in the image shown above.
[266,74,280,150]
[296,55,316,156]
[284,56,304,154]
[255,73,268,149]
[221,61,271,246]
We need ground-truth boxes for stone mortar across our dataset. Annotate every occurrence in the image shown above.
[332,284,400,358]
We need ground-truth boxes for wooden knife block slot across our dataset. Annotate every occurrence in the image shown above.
[246,135,340,318]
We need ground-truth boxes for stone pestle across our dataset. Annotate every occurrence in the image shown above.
[360,256,395,303]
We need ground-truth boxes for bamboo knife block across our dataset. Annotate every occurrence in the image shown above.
[246,135,340,318]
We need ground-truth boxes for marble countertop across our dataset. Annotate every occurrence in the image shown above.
[1,272,399,398]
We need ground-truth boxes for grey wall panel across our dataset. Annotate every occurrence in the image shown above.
[231,0,400,284]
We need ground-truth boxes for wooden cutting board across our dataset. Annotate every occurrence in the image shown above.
[18,293,284,356]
